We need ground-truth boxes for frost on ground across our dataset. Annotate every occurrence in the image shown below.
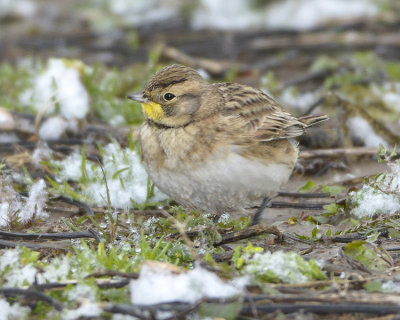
[0,299,30,320]
[130,264,243,305]
[0,248,36,287]
[1,246,108,288]
[242,250,326,284]
[0,248,102,318]
[38,116,78,141]
[62,302,102,320]
[0,178,48,227]
[66,284,98,302]
[1,247,101,288]
[37,255,72,283]
[351,161,400,218]
[32,143,53,165]
[53,141,167,208]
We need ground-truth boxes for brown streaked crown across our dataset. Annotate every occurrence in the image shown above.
[144,64,205,92]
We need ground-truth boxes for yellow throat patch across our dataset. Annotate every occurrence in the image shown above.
[141,101,164,122]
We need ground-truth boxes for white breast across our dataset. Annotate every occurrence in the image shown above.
[146,150,293,216]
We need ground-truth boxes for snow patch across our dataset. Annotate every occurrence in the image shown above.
[0,299,30,320]
[0,248,37,288]
[20,58,89,120]
[0,178,48,227]
[0,0,36,18]
[192,0,262,30]
[5,263,37,287]
[351,185,400,218]
[37,256,71,283]
[381,83,400,112]
[54,142,167,208]
[109,114,126,126]
[383,92,400,112]
[347,116,388,148]
[67,284,97,302]
[191,0,378,31]
[382,280,400,293]
[350,162,400,218]
[0,133,19,143]
[265,0,378,30]
[244,251,311,283]
[130,265,243,305]
[39,116,70,140]
[19,179,48,223]
[32,143,53,165]
[62,302,102,320]
[108,0,178,27]
[55,152,84,182]
[0,248,20,270]
[279,88,318,112]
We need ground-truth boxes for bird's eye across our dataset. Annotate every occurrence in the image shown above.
[164,93,175,101]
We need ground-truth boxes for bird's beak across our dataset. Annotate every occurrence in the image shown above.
[127,92,147,103]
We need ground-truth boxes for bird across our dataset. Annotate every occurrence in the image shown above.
[128,64,328,224]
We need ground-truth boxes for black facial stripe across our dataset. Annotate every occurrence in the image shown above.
[147,119,192,129]
[150,78,187,90]
[161,105,177,117]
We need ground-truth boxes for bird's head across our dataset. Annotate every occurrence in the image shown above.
[128,64,212,128]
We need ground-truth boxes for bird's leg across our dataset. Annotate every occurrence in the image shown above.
[250,197,272,226]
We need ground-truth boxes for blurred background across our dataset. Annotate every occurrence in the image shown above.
[1,0,399,68]
[1,0,400,182]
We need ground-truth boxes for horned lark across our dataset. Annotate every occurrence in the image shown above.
[128,64,327,222]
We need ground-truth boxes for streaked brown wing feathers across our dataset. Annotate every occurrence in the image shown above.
[218,83,306,142]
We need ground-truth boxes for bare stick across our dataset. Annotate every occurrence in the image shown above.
[277,192,331,198]
[0,288,64,311]
[299,147,382,159]
[0,230,96,240]
[214,225,281,246]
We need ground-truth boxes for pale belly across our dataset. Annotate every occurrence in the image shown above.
[145,151,293,216]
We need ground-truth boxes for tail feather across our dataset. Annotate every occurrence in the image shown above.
[298,115,329,128]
